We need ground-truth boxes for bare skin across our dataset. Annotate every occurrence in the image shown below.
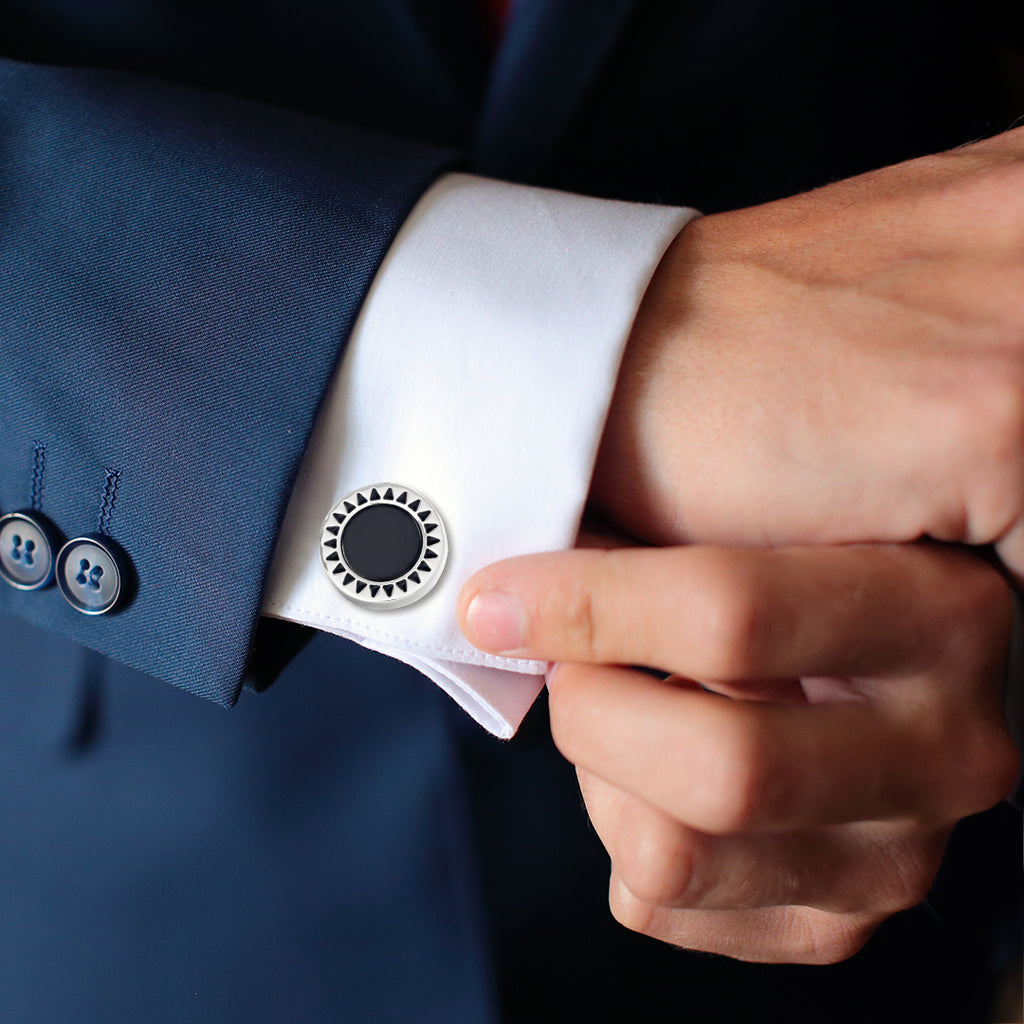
[592,127,1024,579]
[459,130,1024,961]
[458,543,1018,963]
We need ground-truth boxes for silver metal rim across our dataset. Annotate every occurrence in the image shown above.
[320,483,448,609]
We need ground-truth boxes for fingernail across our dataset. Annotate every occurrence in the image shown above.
[465,591,527,653]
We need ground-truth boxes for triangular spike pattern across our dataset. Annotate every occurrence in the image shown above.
[343,573,355,586]
[425,549,437,559]
[370,585,380,597]
[344,502,355,513]
[397,492,408,503]
[424,523,437,533]
[333,565,344,575]
[356,581,367,593]
[384,488,394,500]
[409,572,420,584]
[357,493,368,505]
[427,537,439,546]
[418,561,430,572]
[370,488,381,501]
[333,513,346,524]
[326,526,339,536]
[325,551,339,562]
[323,538,337,549]
[418,510,430,521]
[383,584,393,596]
[408,499,420,511]
[396,580,407,592]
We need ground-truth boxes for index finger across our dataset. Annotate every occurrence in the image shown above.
[458,544,1008,682]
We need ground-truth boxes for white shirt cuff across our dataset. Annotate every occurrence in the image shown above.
[261,172,697,737]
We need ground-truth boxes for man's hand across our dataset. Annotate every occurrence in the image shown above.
[592,127,1024,579]
[457,543,1019,963]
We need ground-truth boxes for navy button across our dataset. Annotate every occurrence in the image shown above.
[321,484,448,608]
[0,511,62,591]
[56,534,130,615]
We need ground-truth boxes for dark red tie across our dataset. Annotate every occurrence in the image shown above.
[482,0,514,44]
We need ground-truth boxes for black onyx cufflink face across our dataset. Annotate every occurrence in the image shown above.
[0,511,62,591]
[321,484,448,609]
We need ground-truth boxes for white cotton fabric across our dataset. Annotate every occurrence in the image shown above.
[262,173,697,738]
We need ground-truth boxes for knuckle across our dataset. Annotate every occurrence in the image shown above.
[910,708,1018,824]
[554,548,634,664]
[614,822,697,906]
[959,721,1021,811]
[869,838,944,914]
[692,556,769,679]
[893,862,941,913]
[781,913,876,966]
[608,874,656,937]
[802,921,875,966]
[987,733,1022,804]
[556,573,602,663]
[910,703,1017,823]
[969,559,1015,620]
[932,559,1012,662]
[695,710,775,833]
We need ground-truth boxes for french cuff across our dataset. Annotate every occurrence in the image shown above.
[261,173,698,738]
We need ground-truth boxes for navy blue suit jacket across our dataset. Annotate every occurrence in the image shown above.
[0,2,1020,1021]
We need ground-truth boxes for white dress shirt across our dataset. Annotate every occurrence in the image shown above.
[262,173,697,737]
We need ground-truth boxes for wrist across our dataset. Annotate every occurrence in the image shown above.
[592,219,700,545]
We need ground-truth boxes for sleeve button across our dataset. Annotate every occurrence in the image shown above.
[56,534,131,615]
[0,511,62,591]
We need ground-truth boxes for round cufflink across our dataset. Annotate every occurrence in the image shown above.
[321,484,448,609]
[0,511,63,591]
[56,534,130,615]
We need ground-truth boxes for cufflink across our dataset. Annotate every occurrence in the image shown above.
[321,484,448,608]
[56,533,131,615]
[0,510,63,591]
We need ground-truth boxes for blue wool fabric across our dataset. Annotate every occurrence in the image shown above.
[0,618,497,1024]
[0,61,451,705]
[0,3,1019,1022]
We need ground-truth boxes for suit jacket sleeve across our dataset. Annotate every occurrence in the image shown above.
[0,58,453,706]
